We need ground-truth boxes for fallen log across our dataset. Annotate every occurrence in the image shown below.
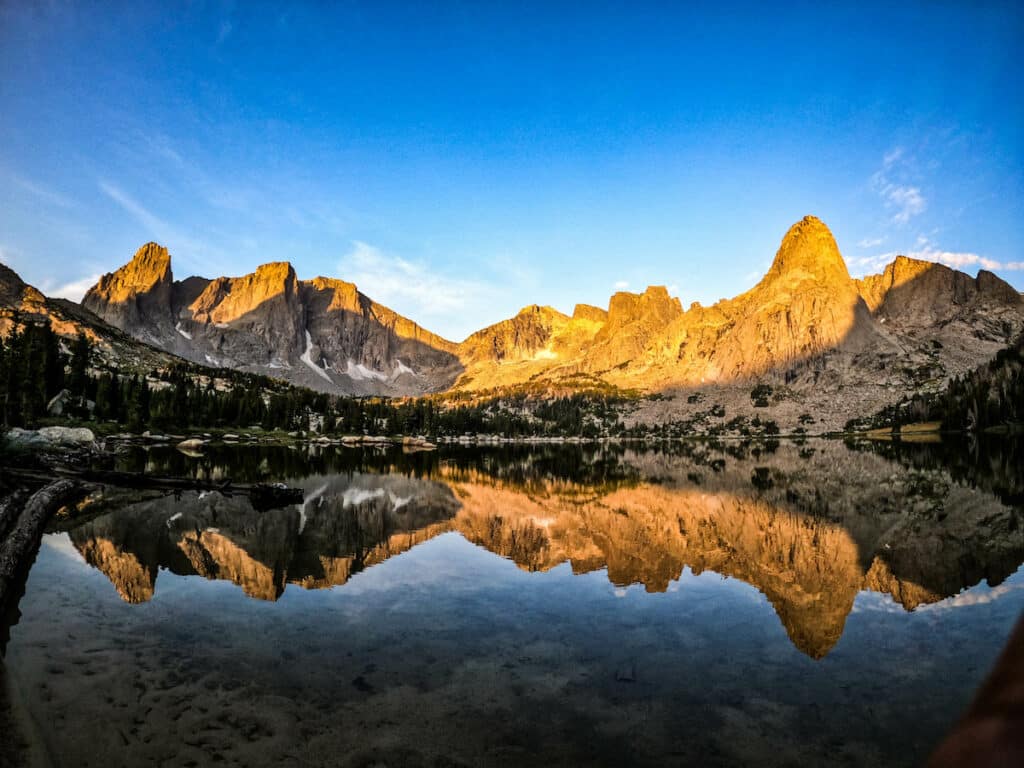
[0,489,30,541]
[1,467,304,511]
[0,480,87,614]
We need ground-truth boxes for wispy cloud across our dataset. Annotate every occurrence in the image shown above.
[98,179,218,271]
[872,147,926,225]
[857,237,886,249]
[10,174,75,209]
[613,280,630,290]
[99,180,167,233]
[338,241,507,341]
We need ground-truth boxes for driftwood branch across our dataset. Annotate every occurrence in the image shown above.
[0,489,30,541]
[3,466,303,505]
[0,479,87,615]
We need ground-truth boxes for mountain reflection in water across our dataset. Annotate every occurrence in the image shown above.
[68,439,1024,659]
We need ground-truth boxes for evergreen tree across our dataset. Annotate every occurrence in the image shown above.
[68,332,91,396]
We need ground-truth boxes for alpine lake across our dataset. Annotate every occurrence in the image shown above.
[2,435,1023,767]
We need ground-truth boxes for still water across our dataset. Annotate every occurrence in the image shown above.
[3,438,1023,767]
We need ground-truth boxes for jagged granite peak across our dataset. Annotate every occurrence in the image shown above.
[188,261,300,325]
[83,242,175,330]
[601,286,682,336]
[571,303,608,323]
[762,215,852,286]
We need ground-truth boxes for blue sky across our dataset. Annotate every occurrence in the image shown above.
[1,1,1021,341]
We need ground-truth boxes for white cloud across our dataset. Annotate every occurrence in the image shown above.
[613,280,630,290]
[872,148,927,225]
[882,147,904,167]
[338,241,506,341]
[917,582,1024,613]
[40,274,102,302]
[857,237,886,249]
[887,186,926,224]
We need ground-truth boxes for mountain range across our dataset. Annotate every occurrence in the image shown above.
[4,215,1022,428]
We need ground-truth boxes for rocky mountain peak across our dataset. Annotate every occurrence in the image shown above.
[0,262,27,304]
[83,242,174,330]
[571,303,608,323]
[764,215,851,286]
[606,285,682,328]
[189,261,300,326]
[104,242,173,295]
[0,261,47,309]
[253,261,297,286]
[976,270,1023,304]
[458,305,569,364]
[129,241,172,279]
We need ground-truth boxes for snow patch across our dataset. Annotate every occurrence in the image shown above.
[204,354,221,366]
[391,359,418,379]
[300,330,333,383]
[215,322,229,329]
[345,359,388,382]
[166,512,183,528]
[175,322,192,340]
[533,346,558,361]
[341,486,415,511]
[389,493,413,510]
[343,487,386,507]
[299,482,329,535]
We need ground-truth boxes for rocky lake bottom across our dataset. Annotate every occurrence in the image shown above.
[2,438,1023,767]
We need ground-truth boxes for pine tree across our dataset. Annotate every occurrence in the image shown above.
[67,332,91,396]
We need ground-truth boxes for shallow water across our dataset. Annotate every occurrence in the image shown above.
[3,439,1023,767]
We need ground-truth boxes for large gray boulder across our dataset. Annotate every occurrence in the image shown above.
[3,426,96,450]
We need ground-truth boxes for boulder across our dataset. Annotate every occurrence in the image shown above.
[3,426,96,449]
